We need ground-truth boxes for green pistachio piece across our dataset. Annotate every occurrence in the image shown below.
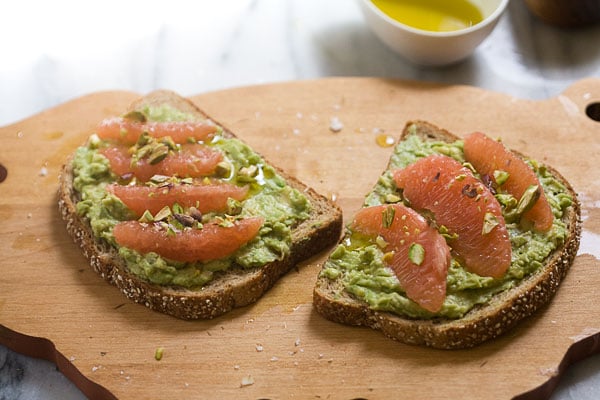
[238,165,259,182]
[136,131,152,146]
[148,144,169,165]
[138,210,154,223]
[408,243,425,266]
[227,198,243,215]
[493,170,510,186]
[154,205,172,221]
[149,174,170,184]
[122,110,147,123]
[515,184,541,215]
[385,193,401,203]
[482,212,499,235]
[172,203,184,214]
[382,205,396,229]
[375,235,388,249]
[215,161,232,178]
[160,136,178,151]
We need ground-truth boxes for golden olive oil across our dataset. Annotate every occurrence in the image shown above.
[371,0,484,32]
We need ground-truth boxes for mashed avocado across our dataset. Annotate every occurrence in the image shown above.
[72,105,311,288]
[321,126,572,319]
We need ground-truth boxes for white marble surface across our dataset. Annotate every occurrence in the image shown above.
[1,0,599,399]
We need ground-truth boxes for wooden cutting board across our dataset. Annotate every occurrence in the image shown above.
[1,78,600,400]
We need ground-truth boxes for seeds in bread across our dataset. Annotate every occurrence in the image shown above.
[59,90,343,320]
[313,120,581,349]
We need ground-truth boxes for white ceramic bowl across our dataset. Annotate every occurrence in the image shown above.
[359,0,509,66]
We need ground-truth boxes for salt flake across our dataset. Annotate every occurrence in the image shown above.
[329,117,343,133]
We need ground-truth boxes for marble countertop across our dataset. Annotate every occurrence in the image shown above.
[1,0,599,399]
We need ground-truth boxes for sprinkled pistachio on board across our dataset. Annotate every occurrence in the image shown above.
[154,347,164,361]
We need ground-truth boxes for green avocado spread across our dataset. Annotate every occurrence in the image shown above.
[320,125,573,319]
[72,104,311,288]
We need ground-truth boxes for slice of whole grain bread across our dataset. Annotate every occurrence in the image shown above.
[58,90,343,320]
[313,120,581,349]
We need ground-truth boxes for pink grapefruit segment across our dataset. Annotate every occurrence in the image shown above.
[107,183,249,217]
[351,204,451,313]
[113,217,263,263]
[393,154,511,279]
[100,144,223,182]
[463,132,554,232]
[97,118,218,144]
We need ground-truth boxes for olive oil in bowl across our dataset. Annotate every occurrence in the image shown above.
[371,0,484,32]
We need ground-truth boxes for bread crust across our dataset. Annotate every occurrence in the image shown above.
[58,90,343,320]
[313,120,582,349]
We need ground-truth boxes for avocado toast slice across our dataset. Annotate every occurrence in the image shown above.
[59,90,343,320]
[313,120,581,349]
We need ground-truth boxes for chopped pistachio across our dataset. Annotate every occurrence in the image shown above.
[123,110,147,123]
[227,198,243,215]
[516,185,541,215]
[169,203,182,214]
[215,161,232,178]
[493,170,510,186]
[138,210,154,223]
[238,165,259,183]
[382,205,396,229]
[408,243,425,266]
[148,144,170,165]
[136,131,152,147]
[150,174,170,184]
[88,133,101,148]
[154,347,164,361]
[385,193,401,203]
[135,144,154,160]
[165,224,179,237]
[160,136,178,151]
[501,185,540,223]
[375,235,388,249]
[439,225,459,240]
[482,212,500,235]
[216,216,235,228]
[154,205,172,221]
[462,161,476,173]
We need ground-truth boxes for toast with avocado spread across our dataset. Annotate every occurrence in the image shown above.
[313,120,581,349]
[59,90,342,320]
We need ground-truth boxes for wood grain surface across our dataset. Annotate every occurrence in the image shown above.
[1,78,599,400]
